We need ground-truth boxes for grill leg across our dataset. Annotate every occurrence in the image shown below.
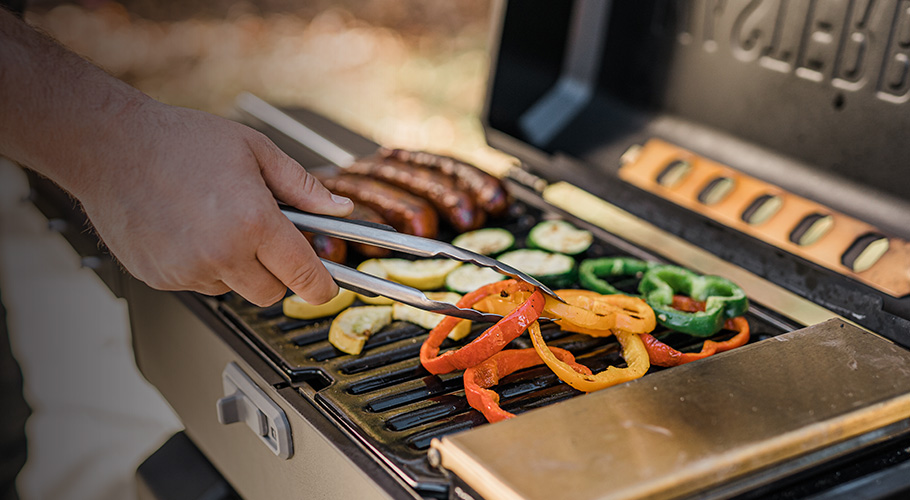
[136,432,240,500]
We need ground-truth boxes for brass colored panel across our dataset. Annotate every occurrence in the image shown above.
[433,320,910,500]
[617,138,910,297]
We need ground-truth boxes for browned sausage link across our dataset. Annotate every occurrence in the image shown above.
[378,148,509,217]
[347,158,485,232]
[346,202,391,258]
[318,174,439,238]
[303,232,347,264]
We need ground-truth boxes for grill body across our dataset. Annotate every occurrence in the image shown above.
[24,1,910,498]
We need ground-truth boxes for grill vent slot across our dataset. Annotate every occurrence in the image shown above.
[741,194,783,225]
[697,177,735,205]
[842,233,890,272]
[656,159,691,188]
[790,213,834,246]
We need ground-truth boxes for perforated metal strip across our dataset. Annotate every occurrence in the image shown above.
[618,138,910,298]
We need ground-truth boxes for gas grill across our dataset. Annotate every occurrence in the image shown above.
[24,1,910,499]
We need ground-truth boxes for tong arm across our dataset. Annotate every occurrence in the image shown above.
[322,260,503,323]
[283,210,565,303]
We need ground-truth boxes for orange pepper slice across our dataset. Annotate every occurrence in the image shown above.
[420,280,544,374]
[464,347,591,423]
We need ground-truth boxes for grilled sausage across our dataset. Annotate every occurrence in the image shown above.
[379,148,509,217]
[318,174,439,238]
[347,158,485,232]
[303,232,347,264]
[346,203,392,257]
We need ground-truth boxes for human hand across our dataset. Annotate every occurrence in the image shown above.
[74,102,353,306]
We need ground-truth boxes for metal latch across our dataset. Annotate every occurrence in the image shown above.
[216,362,292,459]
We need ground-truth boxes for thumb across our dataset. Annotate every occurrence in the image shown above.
[248,133,354,216]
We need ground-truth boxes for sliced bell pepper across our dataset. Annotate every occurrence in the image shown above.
[551,292,656,336]
[528,320,650,392]
[578,257,654,295]
[464,347,591,423]
[477,289,656,337]
[642,316,749,366]
[420,280,544,375]
[638,265,748,337]
[640,295,751,366]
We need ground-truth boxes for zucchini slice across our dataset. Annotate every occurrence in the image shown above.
[392,291,472,340]
[445,264,505,294]
[379,259,461,290]
[497,249,577,288]
[355,259,395,305]
[328,305,393,355]
[283,288,356,320]
[527,220,593,255]
[452,228,515,255]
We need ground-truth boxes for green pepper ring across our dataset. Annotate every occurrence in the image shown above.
[638,265,749,338]
[578,257,655,295]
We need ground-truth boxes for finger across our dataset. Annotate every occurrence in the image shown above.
[194,280,232,297]
[248,134,353,217]
[221,260,288,307]
[256,214,339,305]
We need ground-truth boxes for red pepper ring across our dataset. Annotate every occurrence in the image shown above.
[464,348,592,423]
[640,296,751,367]
[420,280,545,375]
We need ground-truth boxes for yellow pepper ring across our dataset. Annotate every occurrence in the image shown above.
[528,320,650,392]
[565,294,656,333]
[474,291,533,316]
[544,295,655,335]
[478,290,656,337]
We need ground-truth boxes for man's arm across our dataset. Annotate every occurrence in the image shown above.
[0,8,353,305]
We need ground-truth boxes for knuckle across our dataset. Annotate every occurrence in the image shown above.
[198,245,234,270]
[286,264,333,302]
[298,170,321,195]
[236,206,273,238]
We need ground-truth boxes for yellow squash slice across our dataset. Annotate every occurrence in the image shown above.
[392,292,472,341]
[355,259,395,305]
[379,259,461,290]
[282,288,355,320]
[328,306,393,355]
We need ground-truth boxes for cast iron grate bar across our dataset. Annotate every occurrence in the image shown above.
[366,374,463,412]
[405,414,485,451]
[347,364,428,395]
[290,328,329,346]
[386,395,470,432]
[340,343,424,375]
[277,318,327,333]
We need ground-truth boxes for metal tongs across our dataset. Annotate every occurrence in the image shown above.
[282,209,564,322]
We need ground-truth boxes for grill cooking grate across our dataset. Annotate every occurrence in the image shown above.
[216,201,795,497]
